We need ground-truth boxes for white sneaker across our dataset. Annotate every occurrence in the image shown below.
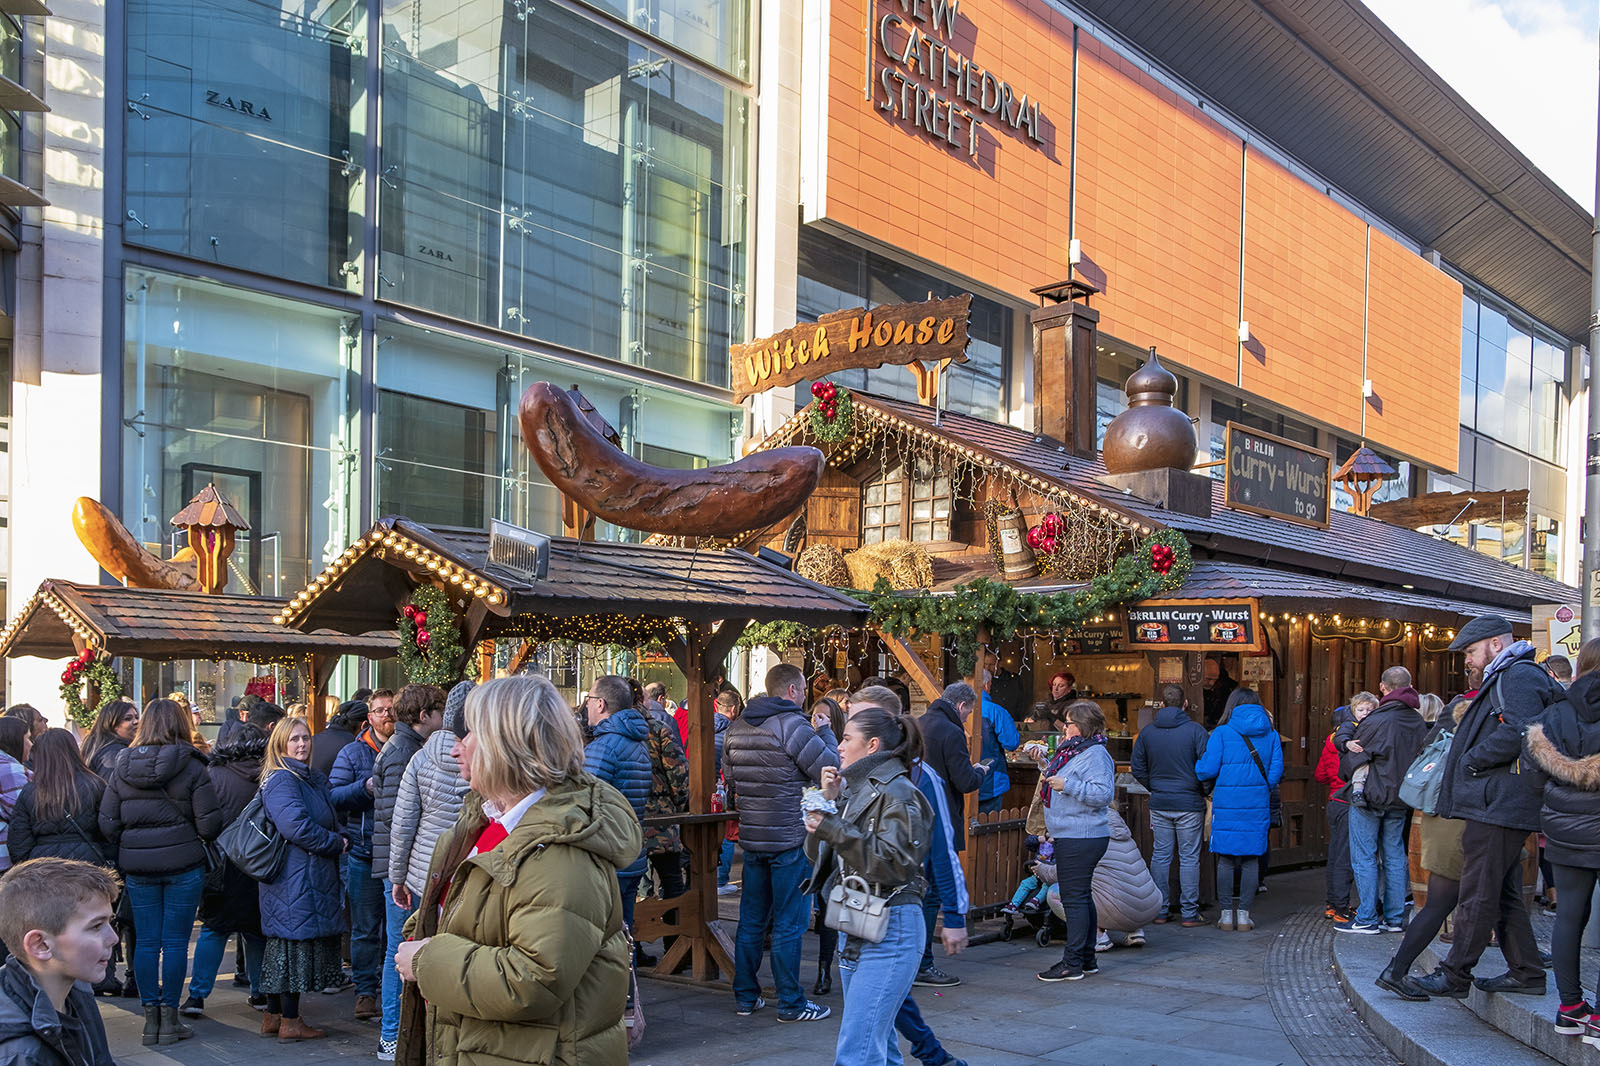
[1235,909,1254,931]
[1094,931,1112,952]
[1218,909,1236,931]
[717,883,739,896]
[377,1037,397,1061]
[1125,928,1146,947]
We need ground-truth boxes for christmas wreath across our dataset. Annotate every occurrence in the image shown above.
[808,381,854,443]
[863,529,1192,672]
[398,585,468,687]
[60,649,123,730]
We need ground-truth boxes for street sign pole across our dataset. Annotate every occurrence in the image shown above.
[1586,45,1600,643]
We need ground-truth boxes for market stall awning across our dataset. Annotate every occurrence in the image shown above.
[278,516,870,639]
[0,580,398,663]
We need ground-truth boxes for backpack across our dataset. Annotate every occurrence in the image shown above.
[1399,728,1453,814]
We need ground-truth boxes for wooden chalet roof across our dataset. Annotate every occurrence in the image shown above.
[0,580,397,662]
[278,517,869,638]
[754,392,1574,614]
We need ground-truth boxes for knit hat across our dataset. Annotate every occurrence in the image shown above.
[445,680,476,739]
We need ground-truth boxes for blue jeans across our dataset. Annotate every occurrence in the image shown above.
[126,866,206,1008]
[346,854,384,997]
[1348,805,1408,925]
[381,880,417,1042]
[733,846,810,1013]
[189,926,264,998]
[896,993,949,1065]
[1149,809,1204,919]
[718,839,737,886]
[837,905,924,1066]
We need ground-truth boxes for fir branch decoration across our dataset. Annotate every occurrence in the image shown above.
[398,584,467,687]
[736,620,821,652]
[60,651,123,730]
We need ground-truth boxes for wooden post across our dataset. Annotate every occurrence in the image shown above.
[1404,628,1420,680]
[477,639,495,681]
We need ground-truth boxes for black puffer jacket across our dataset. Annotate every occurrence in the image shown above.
[1437,648,1563,831]
[1129,705,1209,812]
[200,733,265,934]
[1525,670,1600,868]
[723,696,838,853]
[372,721,425,879]
[8,774,109,866]
[918,699,983,851]
[84,738,127,780]
[98,744,224,875]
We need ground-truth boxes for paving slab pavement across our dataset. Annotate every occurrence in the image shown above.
[98,869,1350,1065]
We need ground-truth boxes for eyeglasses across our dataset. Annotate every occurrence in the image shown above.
[584,695,605,708]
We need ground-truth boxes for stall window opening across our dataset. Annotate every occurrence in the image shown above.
[863,458,951,544]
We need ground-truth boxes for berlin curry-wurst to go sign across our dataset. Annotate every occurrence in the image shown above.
[1224,423,1332,529]
[731,295,971,403]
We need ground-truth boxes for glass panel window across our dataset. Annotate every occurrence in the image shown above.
[377,0,748,389]
[0,16,18,86]
[121,270,360,596]
[125,0,365,290]
[862,460,952,544]
[0,110,17,185]
[578,0,750,77]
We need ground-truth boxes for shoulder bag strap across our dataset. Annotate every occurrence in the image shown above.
[1241,735,1270,783]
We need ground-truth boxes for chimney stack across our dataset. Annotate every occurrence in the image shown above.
[1029,280,1101,459]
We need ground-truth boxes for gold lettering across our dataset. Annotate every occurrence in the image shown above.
[873,321,894,346]
[744,352,760,385]
[892,320,916,344]
[796,338,810,364]
[936,318,955,343]
[848,313,873,352]
[782,338,796,370]
[814,325,831,360]
[756,347,772,379]
[917,317,935,343]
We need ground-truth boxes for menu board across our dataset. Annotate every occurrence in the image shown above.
[1224,423,1332,529]
[1058,625,1125,655]
[1124,598,1261,652]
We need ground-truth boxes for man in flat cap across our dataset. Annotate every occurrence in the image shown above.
[1412,615,1562,999]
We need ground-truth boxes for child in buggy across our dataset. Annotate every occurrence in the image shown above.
[1001,837,1054,916]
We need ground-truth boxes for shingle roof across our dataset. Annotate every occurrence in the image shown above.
[762,392,1573,613]
[0,580,396,662]
[280,517,869,638]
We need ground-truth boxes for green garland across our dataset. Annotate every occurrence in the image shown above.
[863,530,1193,672]
[807,385,855,443]
[736,620,822,652]
[398,585,468,687]
[60,654,123,730]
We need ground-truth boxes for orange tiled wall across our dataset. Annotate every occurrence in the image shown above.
[816,0,1462,470]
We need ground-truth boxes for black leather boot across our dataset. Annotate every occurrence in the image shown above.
[158,1005,194,1045]
[142,1004,161,1046]
[813,961,832,996]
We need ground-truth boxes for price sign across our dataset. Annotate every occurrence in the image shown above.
[1224,423,1332,528]
[1125,598,1262,652]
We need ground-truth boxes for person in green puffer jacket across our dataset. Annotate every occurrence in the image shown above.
[394,675,643,1066]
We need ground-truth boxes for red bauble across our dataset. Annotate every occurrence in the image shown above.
[811,381,825,398]
[1043,537,1058,554]
[417,630,431,648]
[1026,527,1041,548]
[60,671,70,683]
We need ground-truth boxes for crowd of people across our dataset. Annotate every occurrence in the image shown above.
[0,607,1593,1063]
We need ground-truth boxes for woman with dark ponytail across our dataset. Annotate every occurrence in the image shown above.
[803,687,931,1066]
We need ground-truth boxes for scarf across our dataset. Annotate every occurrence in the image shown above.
[1039,733,1107,808]
[1482,639,1535,688]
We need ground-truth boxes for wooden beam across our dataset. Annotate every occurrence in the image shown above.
[506,640,535,675]
[876,628,942,702]
[663,636,691,680]
[700,619,751,681]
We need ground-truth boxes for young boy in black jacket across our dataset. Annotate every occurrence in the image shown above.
[0,857,120,1065]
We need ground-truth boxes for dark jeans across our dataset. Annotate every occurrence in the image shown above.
[649,851,686,899]
[918,886,939,971]
[896,993,950,1064]
[1440,820,1542,986]
[1552,864,1598,1005]
[1325,800,1353,907]
[813,892,836,972]
[618,871,643,931]
[1390,873,1459,976]
[345,854,383,997]
[1216,854,1259,910]
[126,866,206,1008]
[733,846,810,1013]
[978,795,1005,815]
[1052,836,1109,970]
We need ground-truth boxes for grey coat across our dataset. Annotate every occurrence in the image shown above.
[387,727,469,895]
[723,696,838,853]
[372,721,426,879]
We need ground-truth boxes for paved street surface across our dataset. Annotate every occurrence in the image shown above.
[105,869,1343,1066]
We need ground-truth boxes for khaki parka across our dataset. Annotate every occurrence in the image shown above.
[399,773,643,1066]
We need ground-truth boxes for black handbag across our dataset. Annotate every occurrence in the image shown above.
[218,790,288,882]
[1241,736,1283,827]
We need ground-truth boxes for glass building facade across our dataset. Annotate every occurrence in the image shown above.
[117,0,750,607]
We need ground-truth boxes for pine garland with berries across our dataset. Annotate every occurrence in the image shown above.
[398,585,468,687]
[60,650,124,730]
[808,381,854,443]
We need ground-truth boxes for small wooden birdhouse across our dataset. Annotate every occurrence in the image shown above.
[1333,446,1397,517]
[170,484,249,594]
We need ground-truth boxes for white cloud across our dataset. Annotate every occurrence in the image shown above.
[1363,0,1597,209]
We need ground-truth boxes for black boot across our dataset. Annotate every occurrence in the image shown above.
[142,1004,161,1046]
[813,961,832,996]
[158,1005,194,1045]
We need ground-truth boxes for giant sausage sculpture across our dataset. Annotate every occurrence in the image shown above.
[72,497,200,590]
[519,382,823,538]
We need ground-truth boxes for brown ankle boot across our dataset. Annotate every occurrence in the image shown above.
[259,1012,281,1037]
[277,1016,327,1043]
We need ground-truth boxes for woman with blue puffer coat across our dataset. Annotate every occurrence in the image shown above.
[1196,688,1282,933]
[582,674,652,930]
[256,717,348,1044]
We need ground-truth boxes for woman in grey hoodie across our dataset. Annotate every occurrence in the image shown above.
[1036,700,1115,983]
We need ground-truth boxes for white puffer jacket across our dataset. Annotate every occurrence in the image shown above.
[1046,808,1163,931]
[386,727,469,895]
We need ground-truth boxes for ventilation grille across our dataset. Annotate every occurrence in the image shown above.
[487,520,550,583]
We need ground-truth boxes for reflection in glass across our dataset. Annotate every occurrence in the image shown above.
[577,0,750,77]
[125,0,365,289]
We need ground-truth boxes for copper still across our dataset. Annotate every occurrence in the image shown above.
[1101,347,1198,474]
[995,507,1038,581]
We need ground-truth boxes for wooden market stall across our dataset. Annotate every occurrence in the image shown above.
[0,579,397,727]
[276,515,868,983]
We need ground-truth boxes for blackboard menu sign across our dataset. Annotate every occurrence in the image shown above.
[1224,423,1332,528]
[1125,598,1262,652]
[1059,625,1124,655]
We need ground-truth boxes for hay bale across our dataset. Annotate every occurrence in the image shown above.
[797,544,850,587]
[845,539,933,591]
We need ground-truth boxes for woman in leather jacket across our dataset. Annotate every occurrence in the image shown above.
[804,704,932,1066]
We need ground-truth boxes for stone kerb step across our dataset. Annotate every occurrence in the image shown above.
[1331,926,1564,1066]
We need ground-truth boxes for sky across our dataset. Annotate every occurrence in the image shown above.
[1362,0,1598,209]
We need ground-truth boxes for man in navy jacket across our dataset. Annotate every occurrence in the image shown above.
[1130,685,1209,925]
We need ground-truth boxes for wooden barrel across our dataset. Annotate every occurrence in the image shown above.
[995,508,1038,581]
